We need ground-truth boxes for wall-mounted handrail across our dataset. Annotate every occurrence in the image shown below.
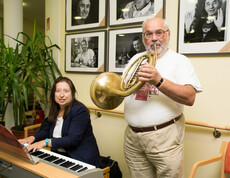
[88,106,124,115]
[87,106,230,138]
[185,120,230,131]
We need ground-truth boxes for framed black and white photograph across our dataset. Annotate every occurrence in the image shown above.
[108,27,145,73]
[65,31,106,73]
[178,0,230,54]
[109,0,165,26]
[66,0,106,31]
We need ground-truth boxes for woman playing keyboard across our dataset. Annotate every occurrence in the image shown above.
[19,76,101,168]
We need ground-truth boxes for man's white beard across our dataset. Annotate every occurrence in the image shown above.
[145,37,169,56]
[146,42,161,55]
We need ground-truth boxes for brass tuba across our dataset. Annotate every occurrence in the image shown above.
[90,46,157,110]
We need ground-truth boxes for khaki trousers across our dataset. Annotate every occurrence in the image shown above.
[124,115,185,178]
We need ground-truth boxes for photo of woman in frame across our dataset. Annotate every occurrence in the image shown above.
[184,0,227,43]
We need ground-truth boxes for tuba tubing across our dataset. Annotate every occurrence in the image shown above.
[90,45,157,110]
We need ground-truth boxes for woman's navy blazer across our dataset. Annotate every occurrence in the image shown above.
[33,103,101,168]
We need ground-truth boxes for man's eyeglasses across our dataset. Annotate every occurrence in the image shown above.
[143,29,169,39]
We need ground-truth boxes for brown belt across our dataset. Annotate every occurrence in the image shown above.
[130,114,183,132]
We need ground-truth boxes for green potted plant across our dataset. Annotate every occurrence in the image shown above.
[0,22,62,134]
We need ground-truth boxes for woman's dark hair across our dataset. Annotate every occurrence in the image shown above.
[194,0,223,20]
[48,76,81,122]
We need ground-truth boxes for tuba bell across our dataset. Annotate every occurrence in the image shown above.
[90,46,157,110]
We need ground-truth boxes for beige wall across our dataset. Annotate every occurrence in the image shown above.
[23,18,45,39]
[47,1,230,177]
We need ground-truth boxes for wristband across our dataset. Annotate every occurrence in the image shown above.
[155,77,163,88]
[45,138,49,147]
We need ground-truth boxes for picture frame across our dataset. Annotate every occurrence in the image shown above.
[109,0,165,26]
[65,31,106,73]
[65,0,107,31]
[178,0,230,54]
[108,27,145,73]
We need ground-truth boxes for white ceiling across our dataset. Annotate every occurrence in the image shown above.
[0,0,45,27]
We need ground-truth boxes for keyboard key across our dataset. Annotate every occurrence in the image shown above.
[60,161,75,168]
[30,150,44,156]
[38,153,50,159]
[70,164,83,171]
[78,167,88,172]
[53,158,66,165]
[44,155,58,162]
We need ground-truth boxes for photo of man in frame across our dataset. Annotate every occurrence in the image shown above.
[71,0,99,26]
[117,0,155,20]
[71,37,98,68]
[115,33,145,68]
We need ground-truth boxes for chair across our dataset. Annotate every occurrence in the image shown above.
[23,91,38,126]
[188,141,230,178]
[103,166,110,178]
[24,123,41,138]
